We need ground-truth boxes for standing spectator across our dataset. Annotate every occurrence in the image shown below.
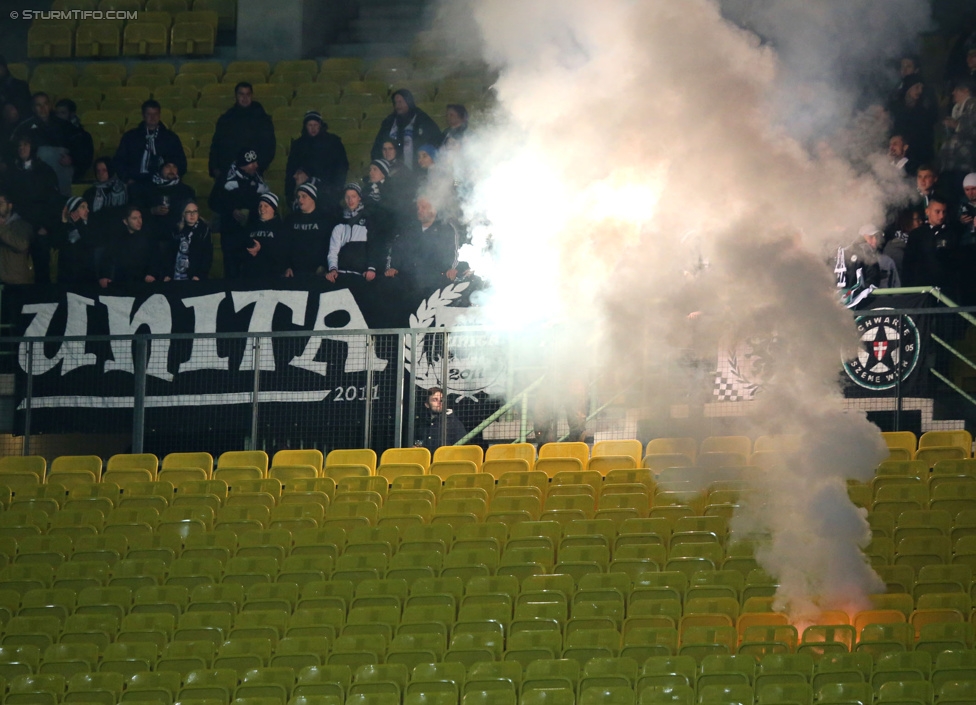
[139,160,196,235]
[285,183,332,278]
[913,165,946,214]
[162,199,212,282]
[902,196,960,292]
[891,75,940,168]
[53,99,94,183]
[325,183,384,283]
[840,224,900,292]
[939,79,976,196]
[10,93,75,196]
[370,89,441,170]
[97,206,160,287]
[285,111,348,208]
[362,158,401,247]
[960,173,976,236]
[0,190,33,285]
[55,196,95,286]
[415,386,466,451]
[9,136,61,283]
[364,158,391,205]
[209,82,276,179]
[244,192,288,279]
[0,56,31,122]
[113,100,187,192]
[958,173,976,304]
[442,104,468,147]
[883,208,922,279]
[209,147,270,279]
[888,133,917,177]
[0,103,21,157]
[380,139,405,177]
[84,157,128,215]
[952,46,976,85]
[385,195,460,295]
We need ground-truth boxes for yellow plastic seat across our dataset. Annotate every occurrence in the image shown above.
[377,464,425,484]
[429,461,478,482]
[107,454,159,477]
[75,21,120,58]
[275,449,324,473]
[28,23,74,60]
[102,468,154,490]
[193,0,236,31]
[326,449,376,473]
[434,445,484,471]
[0,456,47,481]
[218,451,269,476]
[51,456,103,479]
[882,432,917,460]
[643,454,694,472]
[919,430,972,455]
[916,446,968,467]
[123,21,169,56]
[380,448,430,472]
[170,21,215,55]
[539,442,589,466]
[7,673,66,705]
[593,440,642,466]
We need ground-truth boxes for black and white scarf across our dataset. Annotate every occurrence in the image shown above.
[152,172,180,187]
[139,128,158,174]
[91,177,128,212]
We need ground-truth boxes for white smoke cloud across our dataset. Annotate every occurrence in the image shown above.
[430,0,919,618]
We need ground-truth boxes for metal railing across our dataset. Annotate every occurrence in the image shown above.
[2,293,976,458]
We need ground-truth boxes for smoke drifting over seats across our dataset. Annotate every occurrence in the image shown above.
[430,0,936,619]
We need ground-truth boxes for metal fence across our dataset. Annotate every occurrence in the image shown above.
[1,300,975,460]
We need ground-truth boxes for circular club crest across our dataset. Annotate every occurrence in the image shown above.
[843,312,920,390]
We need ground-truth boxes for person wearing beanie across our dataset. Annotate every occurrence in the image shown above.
[162,199,212,282]
[837,224,900,299]
[209,146,270,279]
[960,172,976,234]
[362,158,401,250]
[324,183,385,283]
[370,88,442,170]
[55,195,95,286]
[285,181,334,277]
[0,190,34,285]
[209,82,276,180]
[244,192,288,279]
[285,110,349,208]
[958,172,976,304]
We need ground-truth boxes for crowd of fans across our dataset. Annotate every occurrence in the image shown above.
[0,42,975,305]
[0,57,471,299]
[834,48,976,305]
